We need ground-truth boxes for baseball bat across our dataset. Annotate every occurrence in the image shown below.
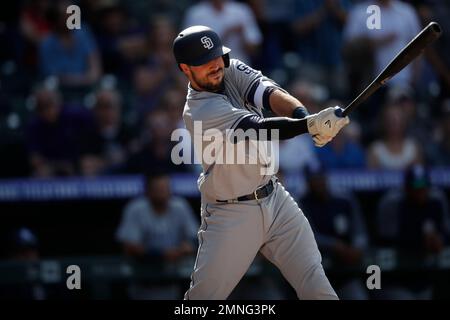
[340,21,442,117]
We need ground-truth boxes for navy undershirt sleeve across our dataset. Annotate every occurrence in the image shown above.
[232,114,309,142]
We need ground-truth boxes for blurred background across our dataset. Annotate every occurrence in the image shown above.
[0,0,449,300]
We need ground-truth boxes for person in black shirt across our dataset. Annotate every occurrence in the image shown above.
[375,165,450,299]
[300,164,369,300]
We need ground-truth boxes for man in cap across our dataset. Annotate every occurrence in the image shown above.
[173,25,349,299]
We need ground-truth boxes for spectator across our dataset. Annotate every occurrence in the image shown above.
[429,99,450,166]
[375,165,450,299]
[0,227,46,300]
[276,79,326,195]
[386,85,435,158]
[116,172,198,299]
[316,101,366,169]
[77,0,106,28]
[316,126,366,170]
[386,85,417,124]
[288,79,328,115]
[279,135,318,177]
[367,102,422,170]
[148,16,183,78]
[245,0,294,71]
[162,88,187,130]
[183,0,262,64]
[94,3,147,78]
[38,1,101,88]
[344,0,422,89]
[275,135,318,199]
[131,65,166,120]
[122,0,191,25]
[290,0,351,96]
[19,0,52,72]
[79,89,137,176]
[160,88,202,174]
[147,15,177,72]
[7,227,40,262]
[341,33,375,108]
[300,164,369,300]
[416,0,450,100]
[0,3,22,63]
[124,108,187,174]
[26,86,95,177]
[130,16,179,119]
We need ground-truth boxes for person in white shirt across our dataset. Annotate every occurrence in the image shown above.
[367,101,422,170]
[116,172,198,299]
[344,0,421,88]
[183,0,262,64]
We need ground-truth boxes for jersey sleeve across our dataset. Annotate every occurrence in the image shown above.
[184,98,253,169]
[227,59,285,112]
[191,96,253,135]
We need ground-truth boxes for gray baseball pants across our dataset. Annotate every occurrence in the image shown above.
[184,180,338,300]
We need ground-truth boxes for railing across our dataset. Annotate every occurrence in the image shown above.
[1,248,450,299]
[1,168,450,201]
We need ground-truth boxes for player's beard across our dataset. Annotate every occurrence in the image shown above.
[191,68,225,92]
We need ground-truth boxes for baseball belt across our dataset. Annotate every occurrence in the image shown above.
[216,180,274,203]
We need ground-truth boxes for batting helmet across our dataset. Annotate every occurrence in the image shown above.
[173,25,231,68]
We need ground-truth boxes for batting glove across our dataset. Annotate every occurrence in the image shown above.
[306,106,350,147]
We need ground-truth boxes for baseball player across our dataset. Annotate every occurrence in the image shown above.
[173,25,349,300]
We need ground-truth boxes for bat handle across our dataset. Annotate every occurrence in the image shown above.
[334,107,344,118]
[341,103,353,117]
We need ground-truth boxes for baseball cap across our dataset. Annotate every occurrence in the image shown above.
[173,25,231,67]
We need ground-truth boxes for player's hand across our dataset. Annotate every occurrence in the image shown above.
[311,134,332,147]
[306,106,349,147]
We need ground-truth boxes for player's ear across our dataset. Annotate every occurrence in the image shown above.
[179,63,190,75]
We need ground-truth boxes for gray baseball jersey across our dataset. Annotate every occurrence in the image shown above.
[183,58,338,300]
[183,59,276,202]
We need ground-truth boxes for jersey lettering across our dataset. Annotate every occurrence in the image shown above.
[236,63,258,75]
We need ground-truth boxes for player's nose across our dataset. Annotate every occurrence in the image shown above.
[208,56,222,69]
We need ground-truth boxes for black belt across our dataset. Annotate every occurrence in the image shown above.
[216,180,274,203]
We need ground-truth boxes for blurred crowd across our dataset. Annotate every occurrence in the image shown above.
[0,0,449,178]
[3,165,449,300]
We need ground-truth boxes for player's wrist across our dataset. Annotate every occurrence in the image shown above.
[292,106,309,119]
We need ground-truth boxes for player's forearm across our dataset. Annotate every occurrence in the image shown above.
[269,89,309,118]
[233,114,308,141]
